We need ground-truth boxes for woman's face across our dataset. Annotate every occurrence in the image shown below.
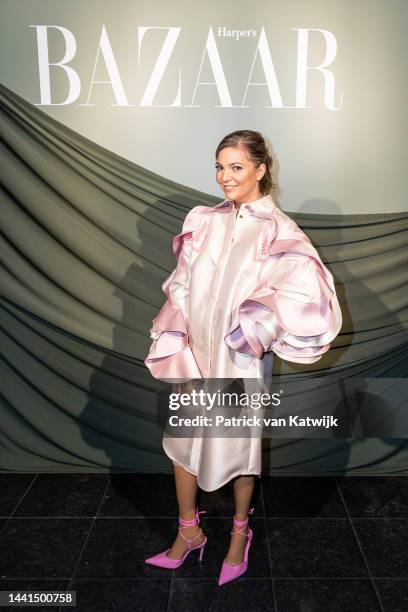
[215,146,266,204]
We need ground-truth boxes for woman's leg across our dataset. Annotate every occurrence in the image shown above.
[225,475,255,564]
[166,462,206,559]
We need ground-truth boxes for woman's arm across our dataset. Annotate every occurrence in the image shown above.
[145,208,203,382]
[224,252,342,364]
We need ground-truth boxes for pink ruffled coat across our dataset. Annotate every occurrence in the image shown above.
[145,194,342,491]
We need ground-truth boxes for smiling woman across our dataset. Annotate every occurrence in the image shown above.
[144,129,342,585]
[214,132,278,213]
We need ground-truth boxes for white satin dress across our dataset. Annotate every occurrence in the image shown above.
[145,193,342,491]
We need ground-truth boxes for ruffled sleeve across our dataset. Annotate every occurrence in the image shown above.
[144,208,203,382]
[224,247,342,365]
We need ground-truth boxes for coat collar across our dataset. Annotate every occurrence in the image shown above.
[210,193,276,219]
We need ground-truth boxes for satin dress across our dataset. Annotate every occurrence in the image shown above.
[145,193,342,491]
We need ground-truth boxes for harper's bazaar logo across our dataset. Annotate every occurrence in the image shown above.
[30,25,343,110]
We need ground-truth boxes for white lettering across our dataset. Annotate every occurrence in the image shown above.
[30,25,80,105]
[189,27,233,108]
[241,27,283,108]
[139,26,181,107]
[84,24,128,106]
[293,28,343,110]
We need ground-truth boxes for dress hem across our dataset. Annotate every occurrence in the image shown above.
[166,453,261,493]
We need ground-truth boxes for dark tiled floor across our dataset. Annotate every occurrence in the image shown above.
[0,474,407,611]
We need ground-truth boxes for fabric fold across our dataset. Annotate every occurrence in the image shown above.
[145,208,204,381]
[224,248,342,364]
[145,299,202,380]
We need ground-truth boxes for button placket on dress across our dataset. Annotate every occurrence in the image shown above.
[232,204,246,243]
[207,208,238,376]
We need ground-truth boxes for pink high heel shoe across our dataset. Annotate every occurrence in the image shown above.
[145,507,207,569]
[218,507,255,586]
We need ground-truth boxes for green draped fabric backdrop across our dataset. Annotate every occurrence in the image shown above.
[1,83,408,476]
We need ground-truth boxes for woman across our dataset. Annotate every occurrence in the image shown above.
[144,130,342,585]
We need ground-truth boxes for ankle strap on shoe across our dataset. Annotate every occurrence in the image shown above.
[178,508,207,550]
[233,506,255,527]
[178,507,207,527]
[231,506,255,537]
